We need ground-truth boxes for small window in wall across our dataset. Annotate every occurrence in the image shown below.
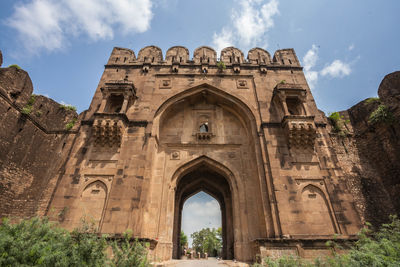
[286,97,304,115]
[199,123,209,133]
[105,95,124,113]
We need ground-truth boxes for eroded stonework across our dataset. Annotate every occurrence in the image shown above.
[1,48,399,262]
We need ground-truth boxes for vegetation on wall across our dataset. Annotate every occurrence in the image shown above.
[364,97,380,105]
[65,118,77,130]
[8,64,21,69]
[21,95,36,115]
[0,217,150,267]
[328,111,349,136]
[60,104,77,112]
[254,215,400,267]
[216,61,226,71]
[369,104,395,125]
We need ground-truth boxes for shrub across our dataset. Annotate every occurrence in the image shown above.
[8,64,21,69]
[110,231,150,267]
[0,217,108,267]
[21,105,32,115]
[0,217,151,267]
[254,215,400,267]
[364,97,380,105]
[328,112,349,135]
[65,118,77,130]
[216,61,226,70]
[369,104,394,125]
[60,104,77,112]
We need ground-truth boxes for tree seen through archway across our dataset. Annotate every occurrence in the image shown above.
[181,191,222,257]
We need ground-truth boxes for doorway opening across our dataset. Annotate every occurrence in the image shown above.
[181,192,222,258]
[172,165,234,260]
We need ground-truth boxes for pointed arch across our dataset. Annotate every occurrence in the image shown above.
[79,180,107,230]
[171,155,237,260]
[152,83,259,140]
[299,184,337,235]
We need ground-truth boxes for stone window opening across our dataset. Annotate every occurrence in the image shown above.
[237,57,240,63]
[199,123,209,133]
[286,97,305,115]
[288,59,292,64]
[105,95,124,113]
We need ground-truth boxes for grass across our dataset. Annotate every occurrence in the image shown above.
[369,104,394,125]
[8,64,21,69]
[65,118,77,130]
[60,104,77,112]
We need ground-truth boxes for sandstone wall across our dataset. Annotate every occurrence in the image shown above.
[329,71,400,226]
[0,67,78,219]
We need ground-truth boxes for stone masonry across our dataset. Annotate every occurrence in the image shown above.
[0,47,399,262]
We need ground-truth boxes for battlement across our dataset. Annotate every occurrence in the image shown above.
[107,45,301,68]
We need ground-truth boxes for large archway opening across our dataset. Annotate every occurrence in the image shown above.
[181,192,222,257]
[172,166,234,260]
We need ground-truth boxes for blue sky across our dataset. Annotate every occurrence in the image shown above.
[1,0,399,245]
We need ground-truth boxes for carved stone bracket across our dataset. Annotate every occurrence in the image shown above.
[92,114,126,147]
[196,132,213,141]
[282,115,316,148]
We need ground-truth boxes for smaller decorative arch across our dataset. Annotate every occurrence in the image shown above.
[166,46,189,63]
[299,184,337,235]
[137,46,163,63]
[79,180,108,230]
[247,47,271,64]
[193,46,217,64]
[220,47,245,64]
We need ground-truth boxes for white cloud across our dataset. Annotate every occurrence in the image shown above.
[212,0,279,52]
[348,44,355,51]
[6,0,153,54]
[302,44,319,89]
[321,60,351,78]
[212,28,234,55]
[302,44,352,89]
[182,197,221,247]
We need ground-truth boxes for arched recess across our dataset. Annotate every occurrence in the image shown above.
[300,185,337,235]
[171,156,237,260]
[152,83,259,141]
[79,181,107,230]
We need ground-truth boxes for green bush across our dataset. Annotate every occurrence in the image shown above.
[364,97,380,105]
[369,104,394,125]
[328,112,349,136]
[0,217,150,267]
[110,231,149,267]
[60,104,77,112]
[21,105,32,115]
[254,215,400,267]
[0,217,108,267]
[65,118,77,130]
[216,61,226,70]
[8,64,21,69]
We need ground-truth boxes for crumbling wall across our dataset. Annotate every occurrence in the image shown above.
[0,66,78,218]
[329,71,400,227]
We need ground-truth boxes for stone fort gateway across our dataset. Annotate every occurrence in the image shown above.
[0,46,399,263]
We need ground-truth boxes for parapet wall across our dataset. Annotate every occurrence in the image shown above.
[0,66,78,219]
[106,46,301,67]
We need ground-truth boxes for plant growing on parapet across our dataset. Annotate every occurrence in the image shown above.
[60,104,77,112]
[369,104,394,125]
[279,80,286,84]
[8,64,21,69]
[364,97,380,105]
[328,111,350,136]
[21,95,36,115]
[65,118,77,130]
[216,61,226,71]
